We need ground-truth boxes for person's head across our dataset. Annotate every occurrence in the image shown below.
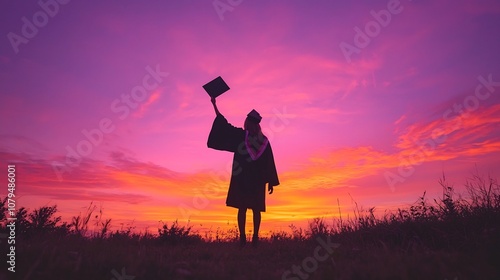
[244,109,262,135]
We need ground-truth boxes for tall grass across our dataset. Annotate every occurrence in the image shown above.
[1,173,499,279]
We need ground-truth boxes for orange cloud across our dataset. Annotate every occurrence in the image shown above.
[395,103,500,159]
[133,89,163,118]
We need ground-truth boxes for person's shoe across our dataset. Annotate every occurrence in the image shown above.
[252,235,259,247]
[239,234,247,248]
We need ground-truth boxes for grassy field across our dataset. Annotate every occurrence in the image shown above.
[1,174,500,279]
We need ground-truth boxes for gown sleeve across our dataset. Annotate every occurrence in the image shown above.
[207,114,244,152]
[265,143,280,187]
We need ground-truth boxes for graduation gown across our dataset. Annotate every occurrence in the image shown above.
[207,114,279,212]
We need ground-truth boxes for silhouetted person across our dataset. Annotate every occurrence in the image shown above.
[207,97,279,247]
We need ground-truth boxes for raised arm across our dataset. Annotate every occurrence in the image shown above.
[211,97,221,116]
[207,98,245,152]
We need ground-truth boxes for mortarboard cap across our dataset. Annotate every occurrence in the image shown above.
[247,109,262,124]
[203,76,230,98]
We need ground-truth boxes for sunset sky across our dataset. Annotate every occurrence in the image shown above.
[1,0,500,236]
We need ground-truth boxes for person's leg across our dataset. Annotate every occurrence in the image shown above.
[238,208,247,246]
[252,209,261,246]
